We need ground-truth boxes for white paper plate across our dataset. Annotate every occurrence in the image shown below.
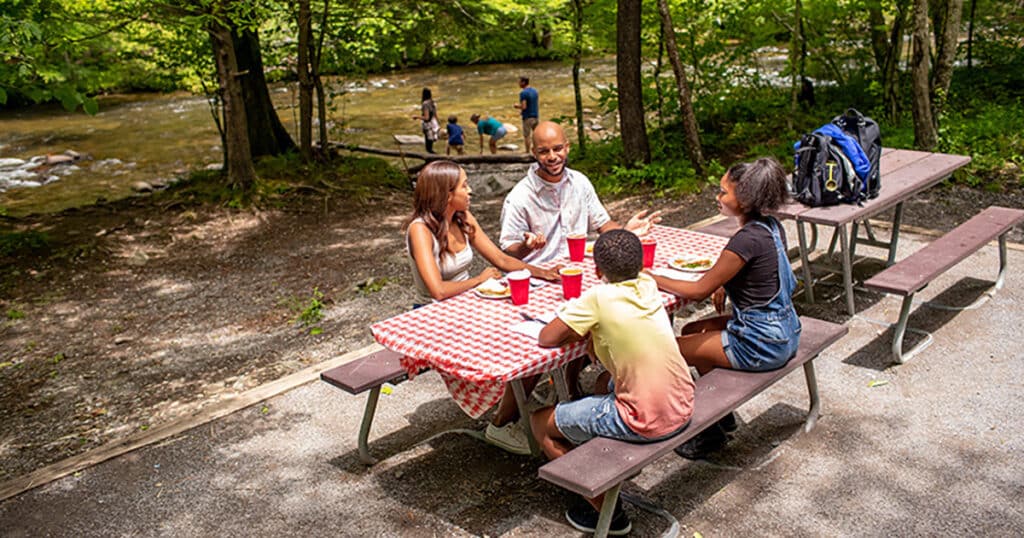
[668,255,716,273]
[473,286,510,299]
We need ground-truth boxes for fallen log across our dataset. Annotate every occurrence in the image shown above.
[325,142,535,165]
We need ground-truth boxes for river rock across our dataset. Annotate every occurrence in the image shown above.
[131,181,154,193]
[0,158,26,169]
[589,123,604,131]
[204,163,223,171]
[497,144,519,151]
[91,158,123,170]
[45,154,76,165]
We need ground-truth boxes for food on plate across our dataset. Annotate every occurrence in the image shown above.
[670,256,714,271]
[476,278,510,297]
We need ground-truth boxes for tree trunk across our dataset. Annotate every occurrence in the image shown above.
[910,0,938,149]
[616,0,650,165]
[789,0,804,128]
[297,0,313,160]
[869,4,889,72]
[232,29,296,158]
[882,0,909,121]
[656,0,704,176]
[966,0,976,68]
[314,0,331,152]
[653,27,665,133]
[931,0,963,124]
[209,22,257,189]
[571,0,587,157]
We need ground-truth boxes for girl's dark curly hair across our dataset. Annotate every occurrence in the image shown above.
[727,157,790,217]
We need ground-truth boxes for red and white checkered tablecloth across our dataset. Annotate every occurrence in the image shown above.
[370,225,729,418]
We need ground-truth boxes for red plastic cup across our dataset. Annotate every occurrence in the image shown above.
[507,270,531,305]
[641,238,657,269]
[567,234,587,262]
[560,266,583,299]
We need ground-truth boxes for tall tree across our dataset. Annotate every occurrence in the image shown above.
[571,0,587,157]
[877,0,910,121]
[789,0,804,128]
[297,0,314,160]
[616,0,650,165]
[656,0,704,176]
[232,28,295,158]
[910,0,938,149]
[209,19,257,188]
[930,0,964,124]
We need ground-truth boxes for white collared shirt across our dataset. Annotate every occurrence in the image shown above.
[499,163,611,264]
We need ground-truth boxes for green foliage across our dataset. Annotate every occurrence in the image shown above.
[288,287,325,334]
[0,231,50,258]
[356,277,390,295]
[6,309,25,321]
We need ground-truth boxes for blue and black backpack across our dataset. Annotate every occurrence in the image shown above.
[792,108,882,207]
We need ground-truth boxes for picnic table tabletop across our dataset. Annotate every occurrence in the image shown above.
[370,225,728,417]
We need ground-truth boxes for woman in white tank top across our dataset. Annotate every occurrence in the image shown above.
[403,160,560,455]
[404,161,558,301]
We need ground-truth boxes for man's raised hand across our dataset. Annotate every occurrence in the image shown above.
[625,209,664,236]
[524,231,547,251]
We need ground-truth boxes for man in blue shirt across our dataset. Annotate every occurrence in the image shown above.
[514,77,539,153]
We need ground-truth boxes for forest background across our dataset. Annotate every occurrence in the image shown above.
[0,0,1022,483]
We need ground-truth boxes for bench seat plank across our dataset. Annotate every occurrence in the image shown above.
[320,348,407,394]
[863,206,1024,296]
[538,316,847,499]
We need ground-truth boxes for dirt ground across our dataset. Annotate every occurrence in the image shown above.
[1,173,1022,483]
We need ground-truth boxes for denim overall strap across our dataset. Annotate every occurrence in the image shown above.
[728,217,796,313]
[722,217,802,371]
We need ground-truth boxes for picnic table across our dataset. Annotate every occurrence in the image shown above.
[369,225,728,455]
[784,148,971,316]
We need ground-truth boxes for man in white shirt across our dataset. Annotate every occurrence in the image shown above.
[499,121,661,263]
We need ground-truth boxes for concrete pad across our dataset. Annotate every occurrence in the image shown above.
[1,228,1022,537]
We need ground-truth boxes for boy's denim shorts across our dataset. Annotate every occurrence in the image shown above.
[554,380,688,446]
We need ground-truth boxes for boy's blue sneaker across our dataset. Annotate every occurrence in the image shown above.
[565,500,632,536]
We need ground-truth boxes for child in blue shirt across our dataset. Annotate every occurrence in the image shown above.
[446,116,465,156]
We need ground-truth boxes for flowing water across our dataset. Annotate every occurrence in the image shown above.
[0,58,620,217]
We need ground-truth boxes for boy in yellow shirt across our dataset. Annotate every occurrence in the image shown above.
[531,229,695,535]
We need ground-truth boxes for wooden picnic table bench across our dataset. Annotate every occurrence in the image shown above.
[320,348,418,464]
[794,149,971,315]
[538,316,847,538]
[862,205,1024,363]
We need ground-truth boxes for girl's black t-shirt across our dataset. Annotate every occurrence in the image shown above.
[723,216,786,310]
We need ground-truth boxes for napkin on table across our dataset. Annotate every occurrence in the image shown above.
[509,311,558,340]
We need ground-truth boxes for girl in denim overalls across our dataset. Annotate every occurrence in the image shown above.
[650,157,801,458]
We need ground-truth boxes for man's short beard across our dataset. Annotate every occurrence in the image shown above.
[537,156,569,178]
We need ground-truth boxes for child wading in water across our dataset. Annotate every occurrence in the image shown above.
[650,157,802,458]
[532,229,695,535]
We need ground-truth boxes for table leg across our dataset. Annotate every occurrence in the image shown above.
[357,388,382,465]
[550,367,571,402]
[850,220,860,261]
[510,379,541,457]
[797,220,816,303]
[838,223,855,316]
[887,202,904,266]
[802,361,820,433]
[595,483,624,538]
